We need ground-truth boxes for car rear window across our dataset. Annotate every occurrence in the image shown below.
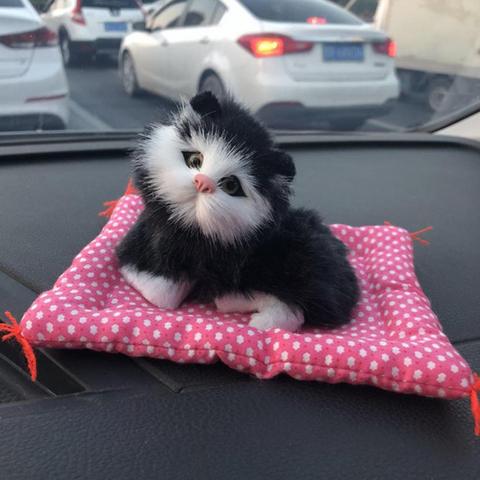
[82,0,140,9]
[0,0,23,7]
[239,0,362,25]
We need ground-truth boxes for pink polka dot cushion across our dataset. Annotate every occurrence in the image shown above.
[21,194,475,400]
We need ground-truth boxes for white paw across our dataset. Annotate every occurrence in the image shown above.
[121,266,191,309]
[215,293,256,313]
[249,299,304,332]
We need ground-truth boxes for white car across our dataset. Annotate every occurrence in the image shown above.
[42,0,145,66]
[119,0,400,129]
[0,0,68,130]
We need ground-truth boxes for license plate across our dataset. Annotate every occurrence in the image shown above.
[323,43,364,62]
[104,22,127,32]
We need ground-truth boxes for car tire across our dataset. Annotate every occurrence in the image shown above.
[198,73,226,99]
[121,51,141,97]
[59,31,78,67]
[329,118,366,131]
[426,77,451,112]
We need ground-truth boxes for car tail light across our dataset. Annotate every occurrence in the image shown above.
[373,38,396,57]
[306,16,327,25]
[71,0,86,25]
[238,34,313,57]
[0,27,57,49]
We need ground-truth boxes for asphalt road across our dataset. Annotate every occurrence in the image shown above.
[66,57,433,133]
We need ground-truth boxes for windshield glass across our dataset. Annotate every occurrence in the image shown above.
[1,0,480,134]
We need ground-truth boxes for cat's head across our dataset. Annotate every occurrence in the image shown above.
[134,92,295,244]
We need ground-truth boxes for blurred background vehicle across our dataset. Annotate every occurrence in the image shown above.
[334,0,480,114]
[374,0,480,113]
[0,0,68,130]
[41,0,145,65]
[120,0,399,130]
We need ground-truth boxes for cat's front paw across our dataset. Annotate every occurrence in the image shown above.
[249,299,304,332]
[121,266,191,309]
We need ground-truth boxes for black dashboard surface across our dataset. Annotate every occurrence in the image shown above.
[0,135,479,479]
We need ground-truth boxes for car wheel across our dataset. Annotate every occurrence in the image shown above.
[426,77,451,112]
[329,118,366,131]
[121,52,141,97]
[198,73,226,99]
[60,32,76,67]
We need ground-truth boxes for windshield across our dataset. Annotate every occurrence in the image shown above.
[1,0,480,134]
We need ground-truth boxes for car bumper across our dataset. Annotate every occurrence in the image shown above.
[256,100,397,128]
[233,69,400,114]
[0,111,67,131]
[72,38,123,55]
[0,47,69,131]
[0,95,69,130]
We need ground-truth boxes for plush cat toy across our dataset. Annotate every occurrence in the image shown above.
[117,92,359,331]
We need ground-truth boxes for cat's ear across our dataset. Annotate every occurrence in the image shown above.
[190,92,222,119]
[270,149,296,181]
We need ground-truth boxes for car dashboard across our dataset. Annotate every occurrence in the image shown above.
[0,133,479,479]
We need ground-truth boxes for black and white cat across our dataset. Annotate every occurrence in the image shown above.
[117,92,359,331]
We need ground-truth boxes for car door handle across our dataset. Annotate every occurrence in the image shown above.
[161,39,168,47]
[199,36,210,44]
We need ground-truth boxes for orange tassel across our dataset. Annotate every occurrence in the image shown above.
[408,226,433,246]
[470,374,480,436]
[98,200,118,218]
[98,179,139,218]
[0,311,37,381]
[384,221,433,246]
[124,178,138,196]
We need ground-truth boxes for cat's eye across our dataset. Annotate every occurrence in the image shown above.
[219,176,246,197]
[182,151,203,170]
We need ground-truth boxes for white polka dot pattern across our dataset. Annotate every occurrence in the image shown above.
[22,195,473,399]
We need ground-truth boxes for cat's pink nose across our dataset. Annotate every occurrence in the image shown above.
[194,173,216,194]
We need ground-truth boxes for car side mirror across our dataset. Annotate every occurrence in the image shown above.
[132,21,148,32]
